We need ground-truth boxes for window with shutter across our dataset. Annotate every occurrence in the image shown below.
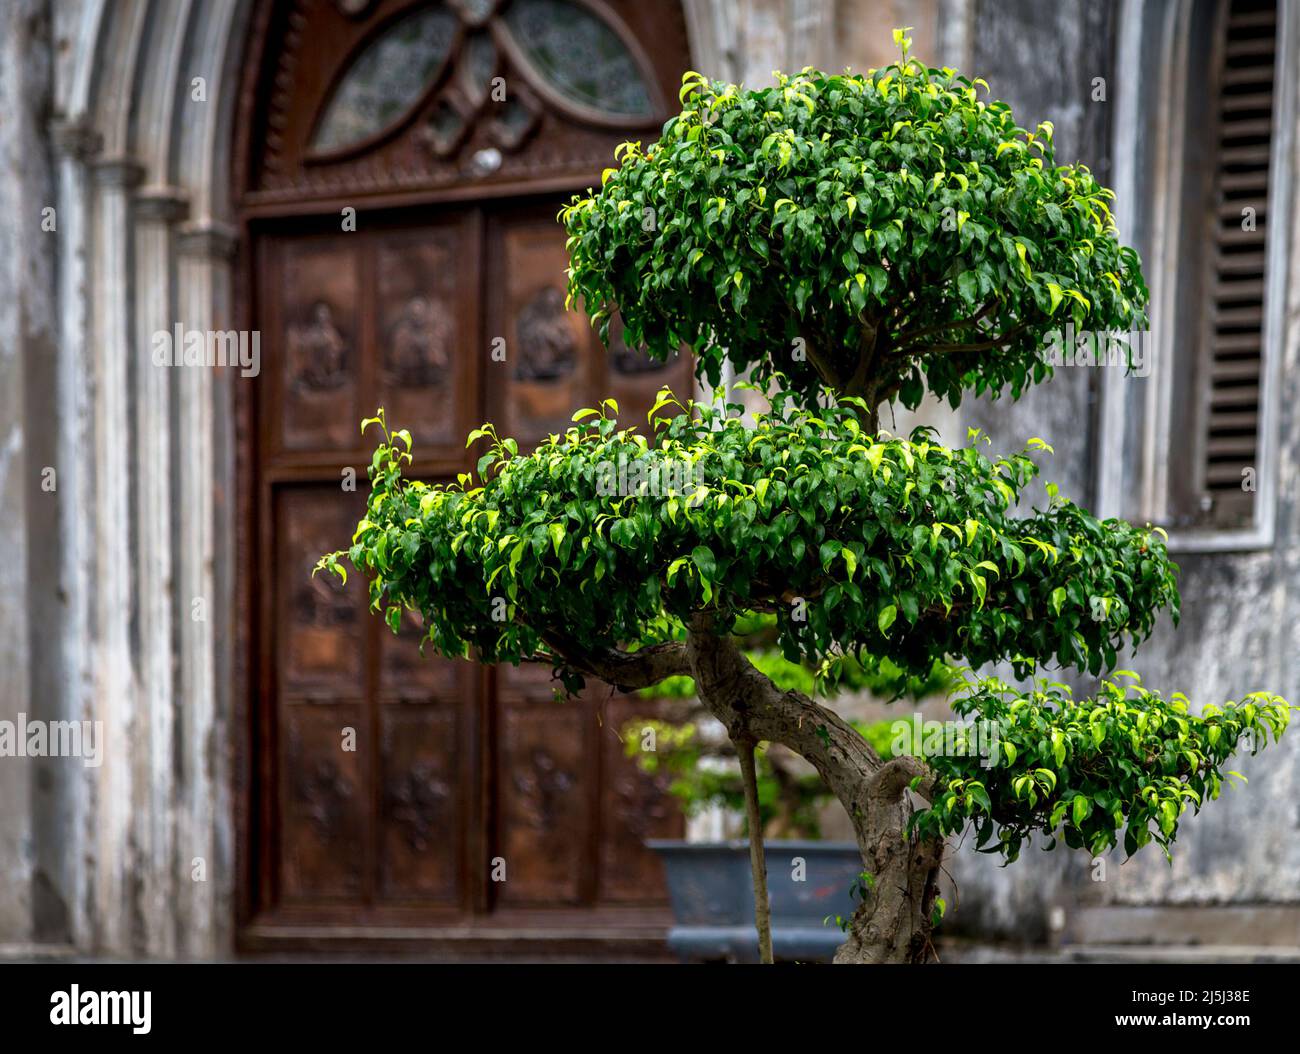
[1168,0,1278,531]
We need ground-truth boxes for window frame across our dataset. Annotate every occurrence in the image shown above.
[1097,0,1295,553]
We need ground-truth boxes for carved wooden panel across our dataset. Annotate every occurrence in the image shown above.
[486,205,599,444]
[598,696,679,902]
[375,222,479,455]
[378,702,462,901]
[275,238,362,454]
[604,315,695,438]
[495,669,592,904]
[281,701,367,900]
[379,606,462,695]
[277,487,366,693]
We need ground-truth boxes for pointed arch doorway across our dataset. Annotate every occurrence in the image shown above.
[233,0,695,956]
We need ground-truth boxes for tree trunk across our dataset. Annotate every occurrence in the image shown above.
[684,616,944,964]
[832,790,944,964]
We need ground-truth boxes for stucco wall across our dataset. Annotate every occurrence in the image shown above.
[0,0,45,949]
[938,0,1300,943]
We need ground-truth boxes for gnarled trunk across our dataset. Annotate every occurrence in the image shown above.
[684,617,944,964]
[832,790,944,964]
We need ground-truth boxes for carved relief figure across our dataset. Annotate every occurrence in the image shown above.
[295,572,355,629]
[610,770,672,839]
[386,295,453,387]
[295,757,354,840]
[514,285,577,381]
[385,761,453,851]
[287,300,350,391]
[512,747,576,831]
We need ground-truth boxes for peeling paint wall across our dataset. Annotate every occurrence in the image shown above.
[0,0,56,951]
[933,0,1300,943]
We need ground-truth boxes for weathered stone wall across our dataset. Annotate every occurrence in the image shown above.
[0,0,247,960]
[936,0,1300,945]
[0,0,44,951]
[0,0,67,954]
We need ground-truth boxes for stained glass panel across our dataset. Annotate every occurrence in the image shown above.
[459,31,498,106]
[312,6,458,152]
[502,0,653,118]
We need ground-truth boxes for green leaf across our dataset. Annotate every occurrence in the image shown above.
[956,270,978,306]
[1050,586,1066,616]
[841,547,857,579]
[691,545,717,582]
[1046,282,1064,315]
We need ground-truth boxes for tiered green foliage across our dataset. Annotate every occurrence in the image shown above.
[561,39,1146,411]
[323,395,1179,686]
[918,673,1288,861]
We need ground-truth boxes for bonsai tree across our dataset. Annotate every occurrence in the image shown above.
[319,35,1291,964]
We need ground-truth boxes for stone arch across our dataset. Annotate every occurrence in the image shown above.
[44,0,253,959]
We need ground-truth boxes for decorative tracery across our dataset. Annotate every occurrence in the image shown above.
[308,0,659,163]
[245,0,683,204]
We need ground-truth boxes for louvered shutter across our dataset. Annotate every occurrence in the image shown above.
[1198,0,1276,524]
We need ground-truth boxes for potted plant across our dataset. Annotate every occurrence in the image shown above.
[625,615,953,961]
[320,33,1290,963]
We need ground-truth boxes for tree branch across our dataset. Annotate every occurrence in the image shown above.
[684,615,944,964]
[895,319,1033,359]
[844,318,882,397]
[682,615,936,810]
[869,755,937,803]
[540,633,691,692]
[893,300,997,347]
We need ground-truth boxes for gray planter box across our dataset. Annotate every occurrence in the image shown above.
[647,840,862,963]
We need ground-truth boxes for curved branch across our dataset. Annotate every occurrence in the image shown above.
[682,615,936,816]
[683,615,945,964]
[540,633,691,692]
[893,300,997,347]
[895,319,1033,359]
[870,755,936,803]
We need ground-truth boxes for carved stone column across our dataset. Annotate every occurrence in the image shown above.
[175,218,240,959]
[88,154,145,956]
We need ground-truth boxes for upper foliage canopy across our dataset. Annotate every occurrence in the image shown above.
[562,38,1148,412]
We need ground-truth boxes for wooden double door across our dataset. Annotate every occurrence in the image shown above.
[248,198,691,938]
